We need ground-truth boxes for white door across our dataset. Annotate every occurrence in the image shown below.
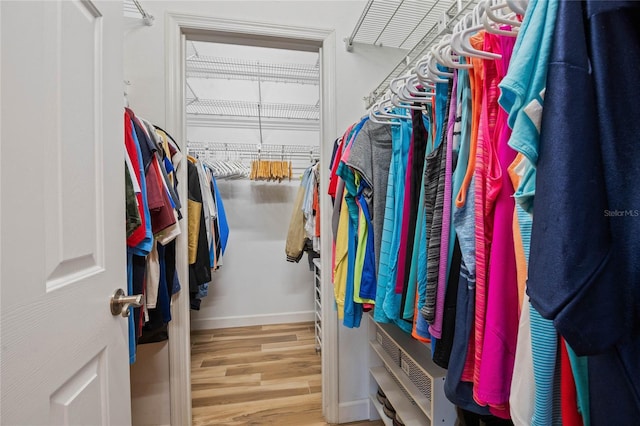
[1,1,130,425]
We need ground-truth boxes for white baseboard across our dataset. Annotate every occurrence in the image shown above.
[338,399,371,423]
[190,311,315,330]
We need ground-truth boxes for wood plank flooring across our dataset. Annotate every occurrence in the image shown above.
[191,322,383,426]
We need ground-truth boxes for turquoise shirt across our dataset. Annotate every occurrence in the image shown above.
[499,1,563,424]
[375,119,411,331]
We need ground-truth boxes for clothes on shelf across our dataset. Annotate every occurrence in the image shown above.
[285,161,320,267]
[187,155,230,310]
[330,0,640,425]
[124,107,183,363]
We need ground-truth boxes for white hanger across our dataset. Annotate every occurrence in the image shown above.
[389,73,431,104]
[386,71,434,107]
[414,54,433,83]
[377,96,411,119]
[369,107,397,125]
[482,0,520,37]
[486,0,522,26]
[391,92,424,111]
[416,52,450,84]
[428,52,453,81]
[368,101,392,125]
[449,16,473,63]
[442,43,473,70]
[453,3,502,60]
[399,85,431,105]
[389,74,413,97]
[430,37,459,71]
[506,0,527,15]
[401,74,435,102]
[431,35,469,70]
[368,96,408,125]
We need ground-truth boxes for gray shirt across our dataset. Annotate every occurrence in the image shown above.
[345,120,393,270]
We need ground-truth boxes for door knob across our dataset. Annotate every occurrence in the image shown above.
[110,288,143,317]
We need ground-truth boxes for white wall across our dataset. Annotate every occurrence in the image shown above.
[190,179,316,329]
[130,342,171,426]
[123,0,408,420]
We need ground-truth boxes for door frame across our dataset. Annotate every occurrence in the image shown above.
[164,12,339,425]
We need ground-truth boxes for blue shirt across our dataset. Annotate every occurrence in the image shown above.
[378,119,411,331]
[129,120,153,256]
[212,177,229,255]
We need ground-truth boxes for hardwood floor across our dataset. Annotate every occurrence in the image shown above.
[191,322,383,426]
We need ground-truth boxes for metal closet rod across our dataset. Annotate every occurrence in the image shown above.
[187,142,319,154]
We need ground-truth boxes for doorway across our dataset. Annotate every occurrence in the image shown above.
[164,13,339,425]
[184,40,321,422]
[185,40,320,329]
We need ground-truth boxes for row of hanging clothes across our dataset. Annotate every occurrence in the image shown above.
[187,154,230,311]
[249,146,318,182]
[331,0,640,425]
[250,158,293,182]
[124,108,231,364]
[124,107,184,363]
[285,161,321,269]
[186,144,251,180]
[206,159,250,180]
[187,143,319,182]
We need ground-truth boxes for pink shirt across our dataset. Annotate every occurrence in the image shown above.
[475,31,518,419]
[472,31,503,406]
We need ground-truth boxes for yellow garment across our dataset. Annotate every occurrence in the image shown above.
[156,129,170,160]
[285,184,307,261]
[333,195,350,320]
[156,131,174,187]
[353,174,375,305]
[188,199,202,264]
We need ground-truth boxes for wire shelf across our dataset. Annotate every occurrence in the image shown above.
[352,0,477,108]
[347,0,454,50]
[186,98,320,121]
[186,55,320,85]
